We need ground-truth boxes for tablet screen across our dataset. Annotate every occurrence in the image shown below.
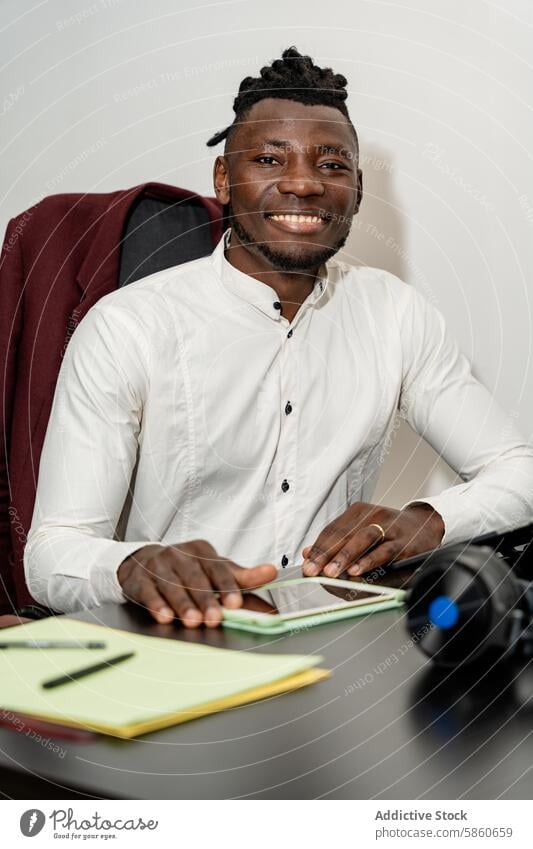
[241,579,394,620]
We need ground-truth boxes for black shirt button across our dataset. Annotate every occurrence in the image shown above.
[273,301,282,310]
[285,401,292,415]
[287,328,293,338]
[281,555,289,567]
[281,479,290,493]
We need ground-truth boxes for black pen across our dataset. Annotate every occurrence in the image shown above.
[0,640,107,649]
[41,652,135,690]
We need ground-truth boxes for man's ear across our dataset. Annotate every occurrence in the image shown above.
[354,168,363,214]
[213,155,231,205]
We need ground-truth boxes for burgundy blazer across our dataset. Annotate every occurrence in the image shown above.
[0,182,223,612]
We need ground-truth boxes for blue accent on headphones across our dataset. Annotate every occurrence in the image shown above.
[428,595,460,629]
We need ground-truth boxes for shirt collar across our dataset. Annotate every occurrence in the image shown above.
[211,227,330,321]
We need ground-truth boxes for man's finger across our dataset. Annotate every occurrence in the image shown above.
[231,563,278,589]
[347,541,401,576]
[145,555,207,627]
[323,525,387,577]
[149,564,205,628]
[302,536,345,576]
[307,525,386,577]
[203,559,244,609]
[302,559,323,577]
[170,561,223,628]
[130,575,177,625]
[301,526,356,576]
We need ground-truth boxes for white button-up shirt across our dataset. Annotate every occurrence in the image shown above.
[25,228,533,613]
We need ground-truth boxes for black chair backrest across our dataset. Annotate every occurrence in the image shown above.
[118,195,213,287]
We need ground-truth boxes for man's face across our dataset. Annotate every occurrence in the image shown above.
[214,98,362,272]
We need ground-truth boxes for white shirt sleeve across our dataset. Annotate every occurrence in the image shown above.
[24,301,153,613]
[397,284,533,545]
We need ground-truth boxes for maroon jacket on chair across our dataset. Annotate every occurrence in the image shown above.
[0,182,223,612]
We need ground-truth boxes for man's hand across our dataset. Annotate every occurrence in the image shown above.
[301,502,444,578]
[0,615,32,629]
[117,540,278,627]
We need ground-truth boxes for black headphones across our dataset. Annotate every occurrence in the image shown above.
[405,523,533,667]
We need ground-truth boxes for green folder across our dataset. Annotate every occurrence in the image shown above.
[0,618,329,738]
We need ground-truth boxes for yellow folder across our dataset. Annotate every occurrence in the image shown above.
[0,618,329,738]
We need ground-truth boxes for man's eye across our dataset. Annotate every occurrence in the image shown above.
[320,161,347,170]
[256,155,280,165]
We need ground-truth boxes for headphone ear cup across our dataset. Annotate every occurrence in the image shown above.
[406,544,522,667]
[474,548,523,619]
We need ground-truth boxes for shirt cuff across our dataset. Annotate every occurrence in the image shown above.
[400,488,482,547]
[26,534,153,612]
[90,540,152,606]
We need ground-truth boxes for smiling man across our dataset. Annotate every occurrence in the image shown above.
[25,47,533,625]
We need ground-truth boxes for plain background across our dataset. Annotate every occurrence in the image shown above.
[1,0,532,510]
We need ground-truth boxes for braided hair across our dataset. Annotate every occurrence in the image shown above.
[206,46,357,149]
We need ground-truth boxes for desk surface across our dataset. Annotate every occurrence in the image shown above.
[0,597,531,800]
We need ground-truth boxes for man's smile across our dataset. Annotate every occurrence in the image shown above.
[264,209,329,235]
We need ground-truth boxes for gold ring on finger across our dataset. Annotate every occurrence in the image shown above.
[367,523,386,544]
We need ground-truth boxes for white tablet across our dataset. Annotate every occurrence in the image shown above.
[223,575,403,630]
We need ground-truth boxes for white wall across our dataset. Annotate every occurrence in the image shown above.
[1,0,532,507]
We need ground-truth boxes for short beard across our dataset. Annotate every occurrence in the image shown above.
[228,207,350,272]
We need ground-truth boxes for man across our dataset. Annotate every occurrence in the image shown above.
[25,47,533,627]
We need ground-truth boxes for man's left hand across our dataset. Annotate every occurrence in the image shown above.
[301,502,445,578]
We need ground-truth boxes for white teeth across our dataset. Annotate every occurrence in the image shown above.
[269,214,321,223]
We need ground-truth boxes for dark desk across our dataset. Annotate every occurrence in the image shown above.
[0,598,531,799]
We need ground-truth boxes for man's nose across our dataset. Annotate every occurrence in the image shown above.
[276,160,325,197]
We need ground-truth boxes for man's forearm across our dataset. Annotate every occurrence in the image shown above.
[402,441,533,546]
